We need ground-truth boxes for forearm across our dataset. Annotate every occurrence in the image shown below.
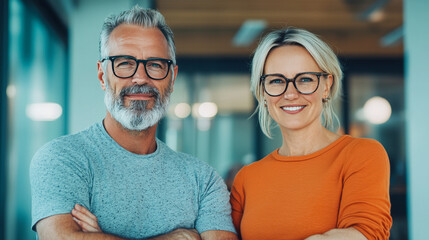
[36,214,133,240]
[144,229,201,240]
[38,228,131,240]
[304,227,367,240]
[64,232,130,240]
[40,226,199,240]
[201,230,238,240]
[38,225,132,240]
[71,208,202,240]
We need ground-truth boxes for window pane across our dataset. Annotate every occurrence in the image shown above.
[5,0,68,239]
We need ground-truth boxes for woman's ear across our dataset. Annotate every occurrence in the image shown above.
[323,74,334,98]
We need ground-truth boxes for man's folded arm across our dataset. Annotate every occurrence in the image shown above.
[200,230,238,240]
[36,214,202,240]
[36,214,127,240]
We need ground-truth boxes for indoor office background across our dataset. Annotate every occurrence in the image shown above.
[0,0,427,239]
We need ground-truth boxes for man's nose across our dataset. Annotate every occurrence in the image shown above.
[132,63,151,84]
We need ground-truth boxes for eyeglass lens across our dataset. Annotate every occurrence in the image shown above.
[113,57,170,79]
[264,73,320,95]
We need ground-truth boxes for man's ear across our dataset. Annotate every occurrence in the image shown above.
[97,61,107,91]
[170,65,178,93]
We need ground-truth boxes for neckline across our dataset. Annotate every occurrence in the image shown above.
[95,121,162,159]
[271,135,351,162]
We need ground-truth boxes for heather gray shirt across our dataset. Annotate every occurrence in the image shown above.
[30,122,235,239]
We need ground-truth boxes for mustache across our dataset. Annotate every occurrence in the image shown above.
[119,84,160,100]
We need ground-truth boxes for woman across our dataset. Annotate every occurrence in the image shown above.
[230,28,392,240]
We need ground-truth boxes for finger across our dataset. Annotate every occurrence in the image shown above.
[71,208,98,229]
[73,204,98,226]
[75,204,98,222]
[73,217,101,233]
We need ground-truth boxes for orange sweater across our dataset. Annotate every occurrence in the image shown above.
[230,135,392,240]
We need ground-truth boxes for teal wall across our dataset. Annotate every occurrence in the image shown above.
[69,0,132,133]
[404,0,429,239]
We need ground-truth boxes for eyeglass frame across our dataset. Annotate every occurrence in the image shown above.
[260,72,329,97]
[101,55,174,80]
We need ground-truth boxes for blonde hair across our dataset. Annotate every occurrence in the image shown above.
[251,28,343,138]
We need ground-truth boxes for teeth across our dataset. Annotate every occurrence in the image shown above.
[282,106,304,111]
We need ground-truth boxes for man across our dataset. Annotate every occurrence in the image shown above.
[30,6,237,240]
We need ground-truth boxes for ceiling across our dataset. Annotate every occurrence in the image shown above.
[157,0,403,58]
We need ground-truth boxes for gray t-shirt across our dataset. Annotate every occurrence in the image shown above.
[30,122,235,238]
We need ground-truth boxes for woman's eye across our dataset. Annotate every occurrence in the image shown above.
[269,79,284,84]
[298,77,315,82]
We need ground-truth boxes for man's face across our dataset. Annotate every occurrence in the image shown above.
[97,24,178,131]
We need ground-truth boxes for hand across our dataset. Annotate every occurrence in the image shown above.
[71,204,102,233]
[152,229,201,240]
[304,228,367,240]
[304,234,325,240]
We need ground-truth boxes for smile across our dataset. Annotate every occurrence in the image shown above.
[281,106,305,111]
[125,93,154,100]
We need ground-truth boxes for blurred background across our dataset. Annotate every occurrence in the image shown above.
[0,0,427,239]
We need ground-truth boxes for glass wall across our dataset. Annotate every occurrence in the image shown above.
[347,69,407,239]
[5,0,68,239]
[0,0,10,238]
[165,71,257,185]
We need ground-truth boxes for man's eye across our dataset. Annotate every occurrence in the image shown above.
[117,62,130,66]
[148,61,165,69]
[149,63,161,68]
[116,59,135,68]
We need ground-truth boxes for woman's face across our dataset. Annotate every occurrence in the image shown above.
[263,45,332,132]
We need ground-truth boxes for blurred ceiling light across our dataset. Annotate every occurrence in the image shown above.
[380,26,403,47]
[363,96,392,124]
[192,102,218,118]
[357,0,389,22]
[198,102,218,118]
[233,20,267,47]
[368,10,385,22]
[26,102,63,121]
[6,85,17,98]
[174,103,191,119]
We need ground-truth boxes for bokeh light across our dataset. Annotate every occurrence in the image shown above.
[363,96,392,124]
[26,102,63,121]
[174,103,191,119]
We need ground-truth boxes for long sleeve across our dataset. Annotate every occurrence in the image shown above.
[230,168,246,236]
[338,139,392,239]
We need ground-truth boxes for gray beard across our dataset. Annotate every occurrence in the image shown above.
[104,83,171,131]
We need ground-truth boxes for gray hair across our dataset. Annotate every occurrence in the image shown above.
[251,28,343,138]
[99,6,176,65]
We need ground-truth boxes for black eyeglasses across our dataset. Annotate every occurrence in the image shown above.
[261,72,329,96]
[101,55,173,80]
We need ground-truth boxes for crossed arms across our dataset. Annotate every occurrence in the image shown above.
[36,204,237,240]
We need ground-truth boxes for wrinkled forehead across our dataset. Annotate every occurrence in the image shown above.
[107,24,170,57]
